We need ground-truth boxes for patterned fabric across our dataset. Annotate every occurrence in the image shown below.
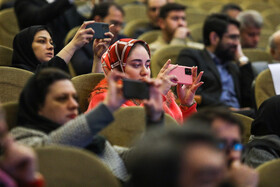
[87,79,197,124]
[11,103,129,181]
[101,38,150,75]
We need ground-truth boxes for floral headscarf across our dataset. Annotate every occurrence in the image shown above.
[101,38,150,75]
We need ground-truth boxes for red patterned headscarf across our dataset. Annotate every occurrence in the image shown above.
[101,38,150,75]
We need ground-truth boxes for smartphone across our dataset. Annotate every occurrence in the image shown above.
[123,79,150,100]
[86,22,109,39]
[168,64,192,85]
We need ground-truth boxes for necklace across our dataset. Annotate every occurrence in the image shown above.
[131,98,142,106]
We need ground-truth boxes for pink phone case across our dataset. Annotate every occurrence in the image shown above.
[168,64,192,85]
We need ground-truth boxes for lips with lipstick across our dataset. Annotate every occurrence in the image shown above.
[67,114,77,119]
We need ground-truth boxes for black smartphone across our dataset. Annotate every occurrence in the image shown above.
[86,22,109,39]
[123,79,150,100]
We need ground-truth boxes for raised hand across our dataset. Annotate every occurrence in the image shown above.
[156,59,178,95]
[103,71,127,113]
[227,160,259,187]
[143,78,163,122]
[70,21,95,50]
[173,27,191,40]
[177,66,203,106]
[93,24,114,58]
[57,21,95,63]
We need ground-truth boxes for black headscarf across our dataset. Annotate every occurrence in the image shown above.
[12,25,53,72]
[17,68,70,134]
[251,95,280,136]
[17,68,106,153]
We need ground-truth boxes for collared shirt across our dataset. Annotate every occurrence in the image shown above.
[208,52,240,108]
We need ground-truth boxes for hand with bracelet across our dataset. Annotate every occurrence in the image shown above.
[177,66,204,107]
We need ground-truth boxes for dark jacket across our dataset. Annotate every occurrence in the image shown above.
[176,48,254,108]
[70,34,127,75]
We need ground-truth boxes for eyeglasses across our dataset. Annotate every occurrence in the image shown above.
[110,20,124,27]
[217,139,243,151]
[148,7,161,12]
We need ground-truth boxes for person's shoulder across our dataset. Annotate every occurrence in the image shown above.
[179,46,205,56]
[186,41,204,50]
[149,36,162,47]
[10,127,47,138]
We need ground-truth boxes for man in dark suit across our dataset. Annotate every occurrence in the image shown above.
[177,14,254,113]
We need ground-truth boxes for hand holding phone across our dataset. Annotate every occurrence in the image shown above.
[168,64,192,85]
[123,79,150,100]
[86,22,109,39]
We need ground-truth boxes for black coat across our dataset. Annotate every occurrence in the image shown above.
[176,48,254,108]
[15,0,85,53]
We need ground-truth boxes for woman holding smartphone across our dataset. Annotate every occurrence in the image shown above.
[11,21,113,74]
[87,38,204,124]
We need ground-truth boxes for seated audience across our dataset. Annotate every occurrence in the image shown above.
[236,10,263,49]
[133,0,167,38]
[220,3,242,19]
[86,38,204,124]
[186,107,258,187]
[244,95,280,168]
[11,21,112,73]
[0,105,44,187]
[71,2,127,75]
[127,126,226,187]
[269,30,280,63]
[246,30,280,75]
[10,68,165,182]
[176,14,255,115]
[14,0,85,53]
[149,3,203,55]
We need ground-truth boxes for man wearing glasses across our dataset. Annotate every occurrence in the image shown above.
[186,107,259,187]
[177,14,254,116]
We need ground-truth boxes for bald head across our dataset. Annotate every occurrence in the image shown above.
[269,30,280,61]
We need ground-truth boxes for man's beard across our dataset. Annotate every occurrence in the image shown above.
[214,42,236,63]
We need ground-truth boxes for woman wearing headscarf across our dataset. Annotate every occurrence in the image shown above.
[244,95,280,168]
[12,21,112,73]
[10,67,165,182]
[87,38,204,124]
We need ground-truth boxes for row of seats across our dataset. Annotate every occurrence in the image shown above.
[0,65,275,146]
[35,145,121,187]
[33,143,280,187]
[0,45,275,106]
[1,1,280,49]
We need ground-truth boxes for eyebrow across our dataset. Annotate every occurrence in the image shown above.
[35,36,52,42]
[36,36,47,39]
[130,59,151,63]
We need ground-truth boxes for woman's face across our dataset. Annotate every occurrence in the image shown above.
[38,80,79,125]
[32,30,54,63]
[124,44,151,80]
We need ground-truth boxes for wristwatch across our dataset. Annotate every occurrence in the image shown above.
[238,56,249,65]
